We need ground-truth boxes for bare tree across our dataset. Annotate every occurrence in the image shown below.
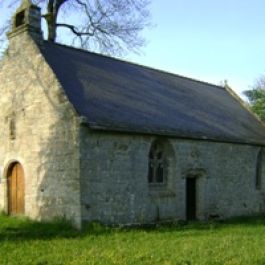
[0,0,151,56]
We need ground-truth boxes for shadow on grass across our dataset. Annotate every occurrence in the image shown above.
[0,214,115,242]
[0,216,79,241]
[1,214,265,242]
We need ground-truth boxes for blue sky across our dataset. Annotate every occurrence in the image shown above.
[129,0,265,97]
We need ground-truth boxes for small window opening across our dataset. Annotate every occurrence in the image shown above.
[15,10,26,28]
[9,118,16,140]
[148,141,165,184]
[256,149,262,190]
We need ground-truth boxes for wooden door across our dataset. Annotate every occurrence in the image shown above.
[186,178,196,220]
[8,163,25,215]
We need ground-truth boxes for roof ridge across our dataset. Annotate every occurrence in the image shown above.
[43,40,225,91]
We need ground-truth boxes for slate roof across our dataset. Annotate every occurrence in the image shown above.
[40,41,265,146]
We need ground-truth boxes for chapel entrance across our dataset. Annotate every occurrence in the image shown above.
[186,177,197,220]
[7,162,25,215]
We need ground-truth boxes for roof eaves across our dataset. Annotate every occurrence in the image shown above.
[80,119,265,147]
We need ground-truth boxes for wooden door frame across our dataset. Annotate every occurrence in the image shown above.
[5,161,25,216]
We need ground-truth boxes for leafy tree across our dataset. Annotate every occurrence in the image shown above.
[0,0,150,56]
[244,76,265,121]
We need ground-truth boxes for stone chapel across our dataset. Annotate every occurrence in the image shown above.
[1,0,265,228]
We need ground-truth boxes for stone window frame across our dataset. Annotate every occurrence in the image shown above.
[9,116,16,140]
[148,140,167,187]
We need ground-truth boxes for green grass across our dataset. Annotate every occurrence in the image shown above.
[1,214,265,265]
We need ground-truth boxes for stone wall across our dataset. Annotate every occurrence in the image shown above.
[0,33,82,227]
[80,127,265,224]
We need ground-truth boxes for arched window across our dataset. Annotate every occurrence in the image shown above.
[148,141,165,184]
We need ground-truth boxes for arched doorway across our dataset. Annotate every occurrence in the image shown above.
[7,162,25,215]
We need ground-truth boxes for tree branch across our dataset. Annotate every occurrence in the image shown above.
[56,23,95,36]
[0,0,151,56]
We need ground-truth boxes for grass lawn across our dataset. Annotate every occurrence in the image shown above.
[1,214,265,265]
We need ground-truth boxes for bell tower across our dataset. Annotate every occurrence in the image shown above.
[8,0,42,41]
